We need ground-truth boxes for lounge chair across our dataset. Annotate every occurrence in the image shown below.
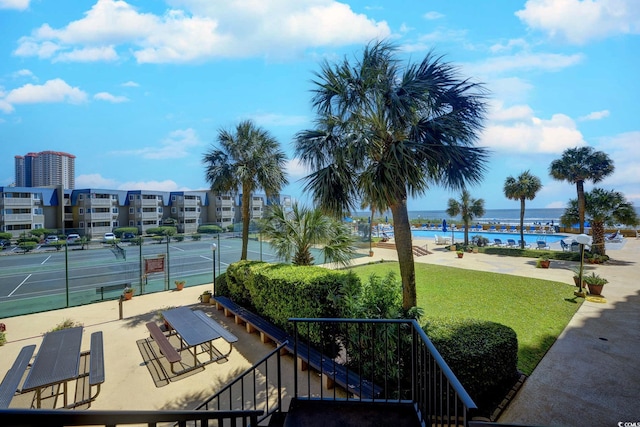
[517,240,531,249]
[605,230,623,243]
[536,240,549,250]
[488,225,496,232]
[570,241,581,252]
[506,239,517,247]
[560,239,570,251]
[509,226,517,233]
[493,238,506,247]
[499,225,507,232]
[435,235,451,245]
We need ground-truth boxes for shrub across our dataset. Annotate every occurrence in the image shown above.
[424,318,519,412]
[146,226,177,236]
[130,237,143,246]
[18,242,37,252]
[174,235,185,242]
[151,236,164,243]
[191,233,202,241]
[0,232,12,241]
[113,227,138,237]
[198,225,223,234]
[49,319,83,332]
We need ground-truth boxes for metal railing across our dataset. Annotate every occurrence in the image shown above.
[290,318,477,426]
[0,408,262,426]
[193,342,286,426]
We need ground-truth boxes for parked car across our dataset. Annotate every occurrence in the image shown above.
[121,232,135,241]
[0,239,10,249]
[44,235,59,244]
[66,234,81,244]
[103,232,116,242]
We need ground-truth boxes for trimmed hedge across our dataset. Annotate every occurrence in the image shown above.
[481,247,581,261]
[113,227,138,237]
[146,226,177,236]
[222,260,361,342]
[198,225,223,234]
[424,318,519,409]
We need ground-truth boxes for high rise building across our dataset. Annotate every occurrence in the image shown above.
[15,151,75,189]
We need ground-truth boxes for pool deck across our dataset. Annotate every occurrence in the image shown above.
[0,235,638,426]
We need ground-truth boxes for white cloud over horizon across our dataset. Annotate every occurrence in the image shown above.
[0,0,29,10]
[110,128,202,159]
[13,0,391,64]
[94,92,129,103]
[1,79,88,112]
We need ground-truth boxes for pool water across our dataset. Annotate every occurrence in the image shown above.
[411,229,568,245]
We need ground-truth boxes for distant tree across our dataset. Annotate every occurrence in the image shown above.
[295,41,489,309]
[446,189,485,245]
[204,120,288,260]
[549,146,614,234]
[504,170,542,249]
[260,203,356,266]
[560,188,638,256]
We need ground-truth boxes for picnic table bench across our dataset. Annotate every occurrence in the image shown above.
[95,283,130,301]
[0,345,36,409]
[72,331,105,408]
[213,296,381,399]
[145,322,182,374]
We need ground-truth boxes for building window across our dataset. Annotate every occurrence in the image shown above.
[79,208,84,214]
[129,220,134,226]
[171,207,176,214]
[79,194,84,200]
[79,222,84,228]
[112,207,118,213]
[129,207,134,214]
[171,195,176,201]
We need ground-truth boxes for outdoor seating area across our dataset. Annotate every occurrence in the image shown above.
[0,327,104,410]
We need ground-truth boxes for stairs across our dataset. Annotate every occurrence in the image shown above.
[375,242,431,257]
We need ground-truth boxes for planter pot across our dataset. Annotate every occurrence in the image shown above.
[369,250,374,257]
[457,253,464,258]
[123,291,133,300]
[175,281,185,291]
[200,294,211,304]
[573,277,586,288]
[450,245,456,252]
[539,260,550,269]
[587,284,604,296]
[473,248,479,253]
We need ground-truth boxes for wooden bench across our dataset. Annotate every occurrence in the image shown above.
[0,345,36,409]
[145,322,182,374]
[72,332,105,408]
[95,283,129,301]
[213,296,382,399]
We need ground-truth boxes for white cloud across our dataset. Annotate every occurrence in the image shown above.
[481,104,586,154]
[489,38,529,53]
[54,46,118,62]
[121,81,139,87]
[117,179,189,191]
[111,128,202,159]
[578,110,610,121]
[75,173,119,189]
[596,131,640,194]
[424,11,444,20]
[2,79,88,111]
[471,52,584,75]
[12,69,37,80]
[0,0,29,10]
[516,0,640,44]
[286,158,310,182]
[94,92,129,103]
[14,0,391,63]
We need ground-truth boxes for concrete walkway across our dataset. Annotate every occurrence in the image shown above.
[0,236,638,426]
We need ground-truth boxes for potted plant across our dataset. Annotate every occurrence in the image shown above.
[0,323,6,346]
[571,268,586,288]
[536,256,551,269]
[199,290,212,304]
[123,286,134,300]
[456,249,464,258]
[174,280,186,291]
[584,272,608,296]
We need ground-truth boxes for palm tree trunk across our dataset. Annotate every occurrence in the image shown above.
[519,197,525,249]
[241,187,251,260]
[577,180,585,234]
[389,200,417,310]
[463,220,469,245]
[591,221,606,256]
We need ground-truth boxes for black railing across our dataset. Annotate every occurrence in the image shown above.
[290,318,477,425]
[0,408,262,426]
[193,342,286,426]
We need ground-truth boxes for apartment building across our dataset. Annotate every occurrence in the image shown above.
[0,187,60,238]
[0,186,290,239]
[15,151,75,189]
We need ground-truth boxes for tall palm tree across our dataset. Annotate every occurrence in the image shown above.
[295,41,489,309]
[446,189,485,245]
[549,146,614,234]
[560,188,638,256]
[503,170,542,249]
[203,120,288,260]
[260,203,356,266]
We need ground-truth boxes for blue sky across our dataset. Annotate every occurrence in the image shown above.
[1,0,638,211]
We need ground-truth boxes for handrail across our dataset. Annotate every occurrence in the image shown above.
[0,408,262,426]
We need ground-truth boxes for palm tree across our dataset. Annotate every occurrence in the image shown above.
[203,120,288,260]
[549,146,614,234]
[560,188,638,256]
[503,170,542,249]
[295,41,489,309]
[260,203,356,266]
[446,189,485,245]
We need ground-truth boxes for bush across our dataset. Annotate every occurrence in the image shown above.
[424,318,519,412]
[113,227,138,238]
[18,242,37,252]
[146,226,177,236]
[17,236,39,244]
[174,235,185,242]
[0,232,12,241]
[198,225,223,234]
[191,233,202,241]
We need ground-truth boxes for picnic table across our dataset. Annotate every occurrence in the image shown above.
[161,307,238,369]
[21,327,83,408]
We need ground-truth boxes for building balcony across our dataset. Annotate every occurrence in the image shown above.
[84,212,114,220]
[1,213,34,222]
[1,198,34,207]
[85,198,113,206]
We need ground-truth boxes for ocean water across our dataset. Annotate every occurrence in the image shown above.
[408,208,565,225]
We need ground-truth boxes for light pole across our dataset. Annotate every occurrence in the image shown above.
[211,243,217,296]
[575,234,590,297]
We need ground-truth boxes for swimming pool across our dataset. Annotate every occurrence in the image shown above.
[411,229,568,244]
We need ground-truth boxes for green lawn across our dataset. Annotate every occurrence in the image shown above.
[349,262,582,375]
